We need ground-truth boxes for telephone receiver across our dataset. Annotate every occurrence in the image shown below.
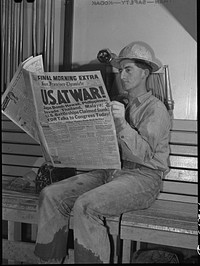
[97,49,117,64]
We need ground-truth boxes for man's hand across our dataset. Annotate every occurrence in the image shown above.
[110,101,126,123]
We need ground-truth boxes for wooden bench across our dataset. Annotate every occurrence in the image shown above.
[2,115,198,264]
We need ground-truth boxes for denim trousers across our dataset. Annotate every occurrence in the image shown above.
[34,166,162,263]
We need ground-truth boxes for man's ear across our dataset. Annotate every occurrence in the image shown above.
[143,69,150,79]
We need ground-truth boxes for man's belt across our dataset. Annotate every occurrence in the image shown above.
[122,160,163,177]
[122,160,142,169]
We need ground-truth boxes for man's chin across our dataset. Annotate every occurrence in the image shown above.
[123,86,131,92]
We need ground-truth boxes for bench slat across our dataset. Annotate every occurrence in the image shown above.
[161,180,197,196]
[3,207,38,224]
[171,119,197,131]
[121,199,197,218]
[2,115,197,132]
[2,143,42,156]
[157,193,197,203]
[2,165,39,177]
[170,144,197,156]
[117,225,197,249]
[3,132,197,146]
[2,154,43,167]
[2,127,197,147]
[170,131,197,145]
[2,120,25,132]
[165,169,197,182]
[169,155,197,169]
[2,142,198,158]
[2,153,197,172]
[2,132,38,144]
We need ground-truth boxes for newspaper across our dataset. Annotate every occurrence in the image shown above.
[2,56,121,169]
[2,55,44,143]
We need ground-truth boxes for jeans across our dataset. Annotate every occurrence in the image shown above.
[34,165,162,263]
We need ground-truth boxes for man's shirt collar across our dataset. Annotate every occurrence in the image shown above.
[128,91,152,107]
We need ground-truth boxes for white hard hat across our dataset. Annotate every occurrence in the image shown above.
[111,41,161,72]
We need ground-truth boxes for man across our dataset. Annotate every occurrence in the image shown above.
[34,41,171,264]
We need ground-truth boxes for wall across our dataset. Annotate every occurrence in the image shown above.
[72,0,197,120]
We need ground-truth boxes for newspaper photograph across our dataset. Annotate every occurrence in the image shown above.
[1,55,44,143]
[30,70,121,169]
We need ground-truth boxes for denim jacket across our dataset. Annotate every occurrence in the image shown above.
[115,91,171,174]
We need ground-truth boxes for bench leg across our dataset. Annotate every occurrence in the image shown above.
[122,240,137,263]
[31,224,38,242]
[122,239,132,263]
[8,221,21,264]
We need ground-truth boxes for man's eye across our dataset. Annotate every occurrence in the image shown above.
[119,69,123,73]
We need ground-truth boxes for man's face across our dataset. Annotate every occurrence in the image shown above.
[119,59,145,92]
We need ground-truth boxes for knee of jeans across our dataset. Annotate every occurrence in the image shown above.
[73,194,93,217]
[74,193,104,220]
[38,185,57,207]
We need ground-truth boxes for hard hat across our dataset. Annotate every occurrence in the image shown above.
[111,41,161,72]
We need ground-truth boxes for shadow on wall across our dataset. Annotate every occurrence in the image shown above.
[161,0,197,41]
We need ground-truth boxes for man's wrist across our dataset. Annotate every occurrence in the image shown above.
[115,118,127,133]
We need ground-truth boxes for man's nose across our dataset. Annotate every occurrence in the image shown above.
[120,69,126,80]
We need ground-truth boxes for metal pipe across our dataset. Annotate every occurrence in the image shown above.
[6,0,11,85]
[49,0,55,71]
[15,3,20,68]
[10,0,15,79]
[164,65,174,111]
[19,0,24,62]
[4,0,8,89]
[44,0,49,71]
[36,0,42,55]
[32,0,37,56]
[13,2,19,75]
[1,0,6,91]
[157,72,164,102]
